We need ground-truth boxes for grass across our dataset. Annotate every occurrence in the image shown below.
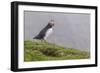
[24,40,90,62]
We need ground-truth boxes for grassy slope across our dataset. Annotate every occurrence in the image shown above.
[24,40,90,62]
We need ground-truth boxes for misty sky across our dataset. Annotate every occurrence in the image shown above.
[24,11,90,51]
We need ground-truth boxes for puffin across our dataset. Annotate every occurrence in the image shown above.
[33,20,54,40]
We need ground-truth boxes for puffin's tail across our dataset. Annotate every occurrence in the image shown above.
[33,35,42,39]
[33,36,38,39]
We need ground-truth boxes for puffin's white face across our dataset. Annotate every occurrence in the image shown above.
[48,20,54,27]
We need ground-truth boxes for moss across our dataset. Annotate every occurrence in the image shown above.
[24,40,90,62]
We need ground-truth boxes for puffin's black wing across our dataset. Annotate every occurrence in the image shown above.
[33,22,53,40]
[33,27,48,40]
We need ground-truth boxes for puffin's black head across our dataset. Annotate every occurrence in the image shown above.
[47,20,54,28]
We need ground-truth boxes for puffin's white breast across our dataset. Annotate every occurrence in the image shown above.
[44,28,53,40]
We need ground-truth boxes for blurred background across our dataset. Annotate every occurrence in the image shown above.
[24,11,90,51]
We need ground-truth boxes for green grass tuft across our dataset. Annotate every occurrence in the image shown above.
[24,40,90,62]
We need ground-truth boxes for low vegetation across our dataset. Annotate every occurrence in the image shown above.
[24,40,90,62]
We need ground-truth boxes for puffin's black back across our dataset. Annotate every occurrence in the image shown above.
[33,20,54,40]
[33,22,54,40]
